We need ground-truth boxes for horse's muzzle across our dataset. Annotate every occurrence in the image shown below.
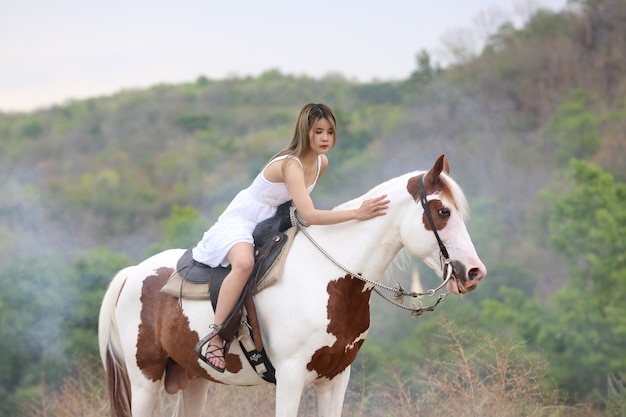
[450,260,486,294]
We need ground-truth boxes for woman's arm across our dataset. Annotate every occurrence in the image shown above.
[282,157,389,225]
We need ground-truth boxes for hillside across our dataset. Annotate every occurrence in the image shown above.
[1,0,625,414]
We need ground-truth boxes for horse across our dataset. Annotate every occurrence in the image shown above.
[98,154,487,417]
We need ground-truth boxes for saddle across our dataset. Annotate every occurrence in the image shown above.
[161,200,297,383]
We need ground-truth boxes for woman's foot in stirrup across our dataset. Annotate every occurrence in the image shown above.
[201,339,225,373]
[195,324,226,373]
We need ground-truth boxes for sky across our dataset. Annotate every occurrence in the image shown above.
[0,0,567,112]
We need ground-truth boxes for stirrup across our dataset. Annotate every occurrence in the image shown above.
[194,324,224,368]
[198,342,226,373]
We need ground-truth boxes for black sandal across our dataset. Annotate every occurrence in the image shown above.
[194,324,226,373]
[198,342,225,373]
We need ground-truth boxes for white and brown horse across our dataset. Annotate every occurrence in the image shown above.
[98,155,486,417]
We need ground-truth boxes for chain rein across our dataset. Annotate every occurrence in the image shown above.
[289,188,452,319]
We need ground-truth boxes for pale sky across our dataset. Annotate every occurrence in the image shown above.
[0,0,567,112]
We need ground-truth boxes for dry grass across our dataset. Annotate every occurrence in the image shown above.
[22,360,108,417]
[22,328,605,417]
[371,321,600,417]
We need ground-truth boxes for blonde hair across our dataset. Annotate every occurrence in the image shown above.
[271,103,337,160]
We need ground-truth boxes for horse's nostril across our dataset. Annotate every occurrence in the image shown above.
[468,268,481,281]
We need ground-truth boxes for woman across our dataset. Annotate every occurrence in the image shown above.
[192,103,390,372]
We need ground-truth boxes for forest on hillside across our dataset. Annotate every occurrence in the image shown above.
[1,0,626,415]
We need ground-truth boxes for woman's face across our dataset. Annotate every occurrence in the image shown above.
[308,118,335,155]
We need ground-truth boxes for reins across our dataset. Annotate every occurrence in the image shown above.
[289,177,452,319]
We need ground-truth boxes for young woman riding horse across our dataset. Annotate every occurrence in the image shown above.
[191,103,389,372]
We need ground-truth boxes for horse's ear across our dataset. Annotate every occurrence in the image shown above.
[442,155,450,174]
[408,155,448,199]
[424,154,446,186]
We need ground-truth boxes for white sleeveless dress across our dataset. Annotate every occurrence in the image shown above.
[192,155,321,267]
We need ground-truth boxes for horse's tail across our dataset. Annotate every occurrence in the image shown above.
[98,266,134,417]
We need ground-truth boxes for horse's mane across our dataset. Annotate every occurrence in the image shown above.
[440,172,470,221]
[334,171,470,221]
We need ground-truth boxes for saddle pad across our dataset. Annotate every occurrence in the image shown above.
[161,227,298,300]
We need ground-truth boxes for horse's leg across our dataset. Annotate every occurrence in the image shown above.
[274,365,308,417]
[117,290,163,417]
[127,370,162,417]
[314,367,351,417]
[172,378,210,417]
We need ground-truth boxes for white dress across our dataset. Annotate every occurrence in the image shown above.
[192,155,321,267]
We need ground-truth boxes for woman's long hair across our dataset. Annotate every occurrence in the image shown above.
[271,103,337,160]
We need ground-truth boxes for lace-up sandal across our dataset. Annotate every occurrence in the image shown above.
[194,324,226,373]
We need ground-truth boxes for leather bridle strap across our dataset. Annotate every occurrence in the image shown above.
[419,175,451,265]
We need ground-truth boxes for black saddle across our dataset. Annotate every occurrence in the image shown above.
[175,200,294,306]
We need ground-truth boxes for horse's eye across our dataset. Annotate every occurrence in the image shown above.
[438,208,451,218]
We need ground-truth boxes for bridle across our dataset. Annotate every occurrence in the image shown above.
[290,174,454,319]
[418,175,454,288]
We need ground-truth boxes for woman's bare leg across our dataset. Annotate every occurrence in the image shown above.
[205,242,254,369]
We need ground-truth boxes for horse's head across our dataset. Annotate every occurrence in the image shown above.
[402,155,486,295]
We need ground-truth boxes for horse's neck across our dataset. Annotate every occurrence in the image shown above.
[317,196,406,283]
[353,217,404,282]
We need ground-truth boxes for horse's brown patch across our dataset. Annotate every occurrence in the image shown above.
[406,174,451,232]
[136,268,172,382]
[306,274,371,380]
[136,267,242,385]
[422,199,448,231]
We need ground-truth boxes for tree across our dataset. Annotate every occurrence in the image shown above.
[145,205,211,256]
[64,247,133,358]
[482,160,626,403]
[543,89,601,166]
[546,161,626,395]
[409,50,439,85]
[548,160,626,297]
[0,256,69,414]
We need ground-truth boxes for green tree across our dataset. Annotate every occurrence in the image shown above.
[544,89,600,166]
[64,247,133,358]
[174,112,212,132]
[0,249,133,414]
[546,160,626,395]
[0,256,69,414]
[409,49,439,85]
[483,160,626,403]
[145,205,211,256]
[548,160,625,294]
